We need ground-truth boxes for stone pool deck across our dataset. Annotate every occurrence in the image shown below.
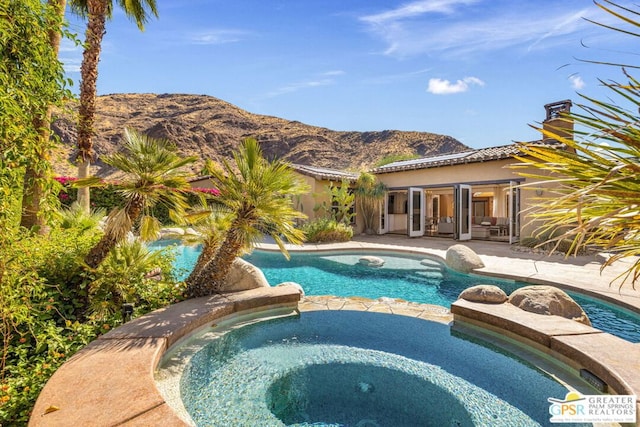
[29,236,640,426]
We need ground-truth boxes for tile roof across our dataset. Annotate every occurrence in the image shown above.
[371,143,535,174]
[291,164,359,182]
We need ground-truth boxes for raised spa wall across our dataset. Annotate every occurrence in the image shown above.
[29,286,640,427]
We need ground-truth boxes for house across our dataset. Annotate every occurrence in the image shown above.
[292,100,573,243]
[191,100,573,244]
[289,164,358,223]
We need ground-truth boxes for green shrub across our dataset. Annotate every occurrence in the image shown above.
[56,176,124,214]
[89,239,183,321]
[57,202,106,233]
[0,226,99,424]
[0,222,182,424]
[302,218,353,243]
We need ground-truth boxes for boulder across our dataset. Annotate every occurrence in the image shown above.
[221,258,270,292]
[445,245,484,272]
[276,282,305,297]
[184,227,200,236]
[459,285,508,304]
[508,285,591,326]
[359,256,385,267]
[161,227,185,237]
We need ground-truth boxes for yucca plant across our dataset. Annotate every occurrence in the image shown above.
[513,1,640,288]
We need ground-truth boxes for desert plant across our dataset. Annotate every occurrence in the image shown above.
[58,202,106,231]
[69,0,158,213]
[185,138,308,297]
[354,171,387,234]
[314,179,355,225]
[88,239,181,321]
[302,218,353,243]
[74,128,198,268]
[514,1,640,287]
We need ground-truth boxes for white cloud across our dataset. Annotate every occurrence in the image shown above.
[364,68,432,85]
[59,38,82,73]
[189,29,247,45]
[361,0,479,24]
[427,76,484,94]
[569,74,585,90]
[262,70,345,98]
[61,59,81,73]
[528,9,589,51]
[322,70,346,76]
[359,3,601,58]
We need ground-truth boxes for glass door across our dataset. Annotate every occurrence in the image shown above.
[508,181,521,244]
[378,193,388,234]
[408,187,424,237]
[455,184,472,241]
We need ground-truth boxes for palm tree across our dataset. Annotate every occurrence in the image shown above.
[76,128,197,268]
[354,171,387,234]
[185,138,308,298]
[514,1,640,288]
[69,0,158,213]
[19,0,68,233]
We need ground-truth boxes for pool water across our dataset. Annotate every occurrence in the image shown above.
[173,310,594,427]
[152,242,640,343]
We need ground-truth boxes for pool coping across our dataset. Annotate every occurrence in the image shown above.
[28,285,302,427]
[451,300,640,404]
[29,242,640,426]
[30,291,640,426]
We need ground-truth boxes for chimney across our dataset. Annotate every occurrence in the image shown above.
[542,100,573,142]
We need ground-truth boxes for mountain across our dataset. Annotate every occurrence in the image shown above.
[51,93,469,177]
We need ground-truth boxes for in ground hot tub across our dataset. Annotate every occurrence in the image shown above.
[156,309,596,427]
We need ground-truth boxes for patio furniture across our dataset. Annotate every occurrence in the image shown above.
[437,217,454,234]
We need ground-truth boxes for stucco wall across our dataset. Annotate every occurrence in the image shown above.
[375,158,519,188]
[374,159,555,238]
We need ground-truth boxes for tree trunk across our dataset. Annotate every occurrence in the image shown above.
[85,232,118,269]
[185,228,245,298]
[77,159,91,212]
[19,0,67,233]
[77,0,107,214]
[85,195,144,269]
[20,161,46,234]
[188,235,220,279]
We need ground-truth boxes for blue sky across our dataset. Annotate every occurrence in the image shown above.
[61,0,637,149]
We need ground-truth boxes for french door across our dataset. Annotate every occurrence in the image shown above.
[508,181,520,244]
[408,187,424,237]
[455,184,472,241]
[378,193,389,234]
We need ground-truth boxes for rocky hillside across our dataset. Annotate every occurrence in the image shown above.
[51,93,469,177]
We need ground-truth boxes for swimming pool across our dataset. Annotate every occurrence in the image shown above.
[159,309,595,427]
[152,242,640,343]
